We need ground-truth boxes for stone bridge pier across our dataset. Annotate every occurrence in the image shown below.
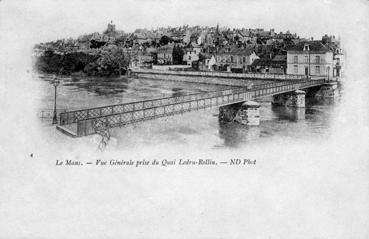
[219,101,261,126]
[315,82,339,98]
[272,90,306,108]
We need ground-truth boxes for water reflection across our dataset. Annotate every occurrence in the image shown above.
[306,97,338,106]
[63,76,130,95]
[271,105,306,121]
[217,95,339,147]
[218,122,261,147]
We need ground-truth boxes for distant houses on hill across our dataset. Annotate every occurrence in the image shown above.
[34,22,344,78]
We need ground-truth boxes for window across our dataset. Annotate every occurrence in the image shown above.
[293,55,298,63]
[304,56,308,63]
[243,57,246,63]
[231,56,234,62]
[303,44,310,51]
[293,65,298,73]
[315,56,320,64]
[315,66,320,74]
[189,56,191,60]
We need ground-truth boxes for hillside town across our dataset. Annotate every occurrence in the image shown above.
[34,21,344,79]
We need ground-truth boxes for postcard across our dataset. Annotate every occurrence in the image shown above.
[1,0,369,238]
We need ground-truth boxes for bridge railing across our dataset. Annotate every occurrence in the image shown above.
[38,108,66,121]
[75,88,254,137]
[72,79,325,137]
[60,87,239,125]
[253,78,325,98]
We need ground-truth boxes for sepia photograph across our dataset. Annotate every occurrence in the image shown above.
[1,0,369,238]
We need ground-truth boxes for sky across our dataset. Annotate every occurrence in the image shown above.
[1,0,368,44]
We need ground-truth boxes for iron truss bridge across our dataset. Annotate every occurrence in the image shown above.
[56,79,325,137]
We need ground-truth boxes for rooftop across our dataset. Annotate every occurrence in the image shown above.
[287,41,331,53]
[217,47,255,56]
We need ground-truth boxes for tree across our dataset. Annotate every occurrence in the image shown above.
[198,53,206,63]
[172,45,184,65]
[234,35,240,42]
[96,45,130,76]
[90,39,107,49]
[322,35,329,45]
[159,35,173,46]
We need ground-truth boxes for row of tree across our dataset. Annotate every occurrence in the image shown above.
[35,45,130,77]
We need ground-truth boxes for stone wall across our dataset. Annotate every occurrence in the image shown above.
[137,72,258,87]
[134,69,305,80]
[133,69,309,87]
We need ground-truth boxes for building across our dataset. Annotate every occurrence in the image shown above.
[157,44,174,64]
[199,54,217,71]
[234,30,256,44]
[333,48,344,78]
[287,41,334,78]
[325,38,344,79]
[131,51,154,69]
[271,54,287,73]
[183,43,202,66]
[251,54,286,74]
[105,21,116,34]
[215,47,259,72]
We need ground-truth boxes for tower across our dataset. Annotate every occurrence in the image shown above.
[106,20,116,34]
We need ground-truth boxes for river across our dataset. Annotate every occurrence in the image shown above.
[35,74,340,149]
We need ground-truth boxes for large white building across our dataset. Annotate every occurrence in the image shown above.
[287,41,334,79]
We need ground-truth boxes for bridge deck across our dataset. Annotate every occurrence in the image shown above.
[56,79,325,137]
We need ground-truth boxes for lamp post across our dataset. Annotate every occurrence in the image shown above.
[51,75,60,124]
